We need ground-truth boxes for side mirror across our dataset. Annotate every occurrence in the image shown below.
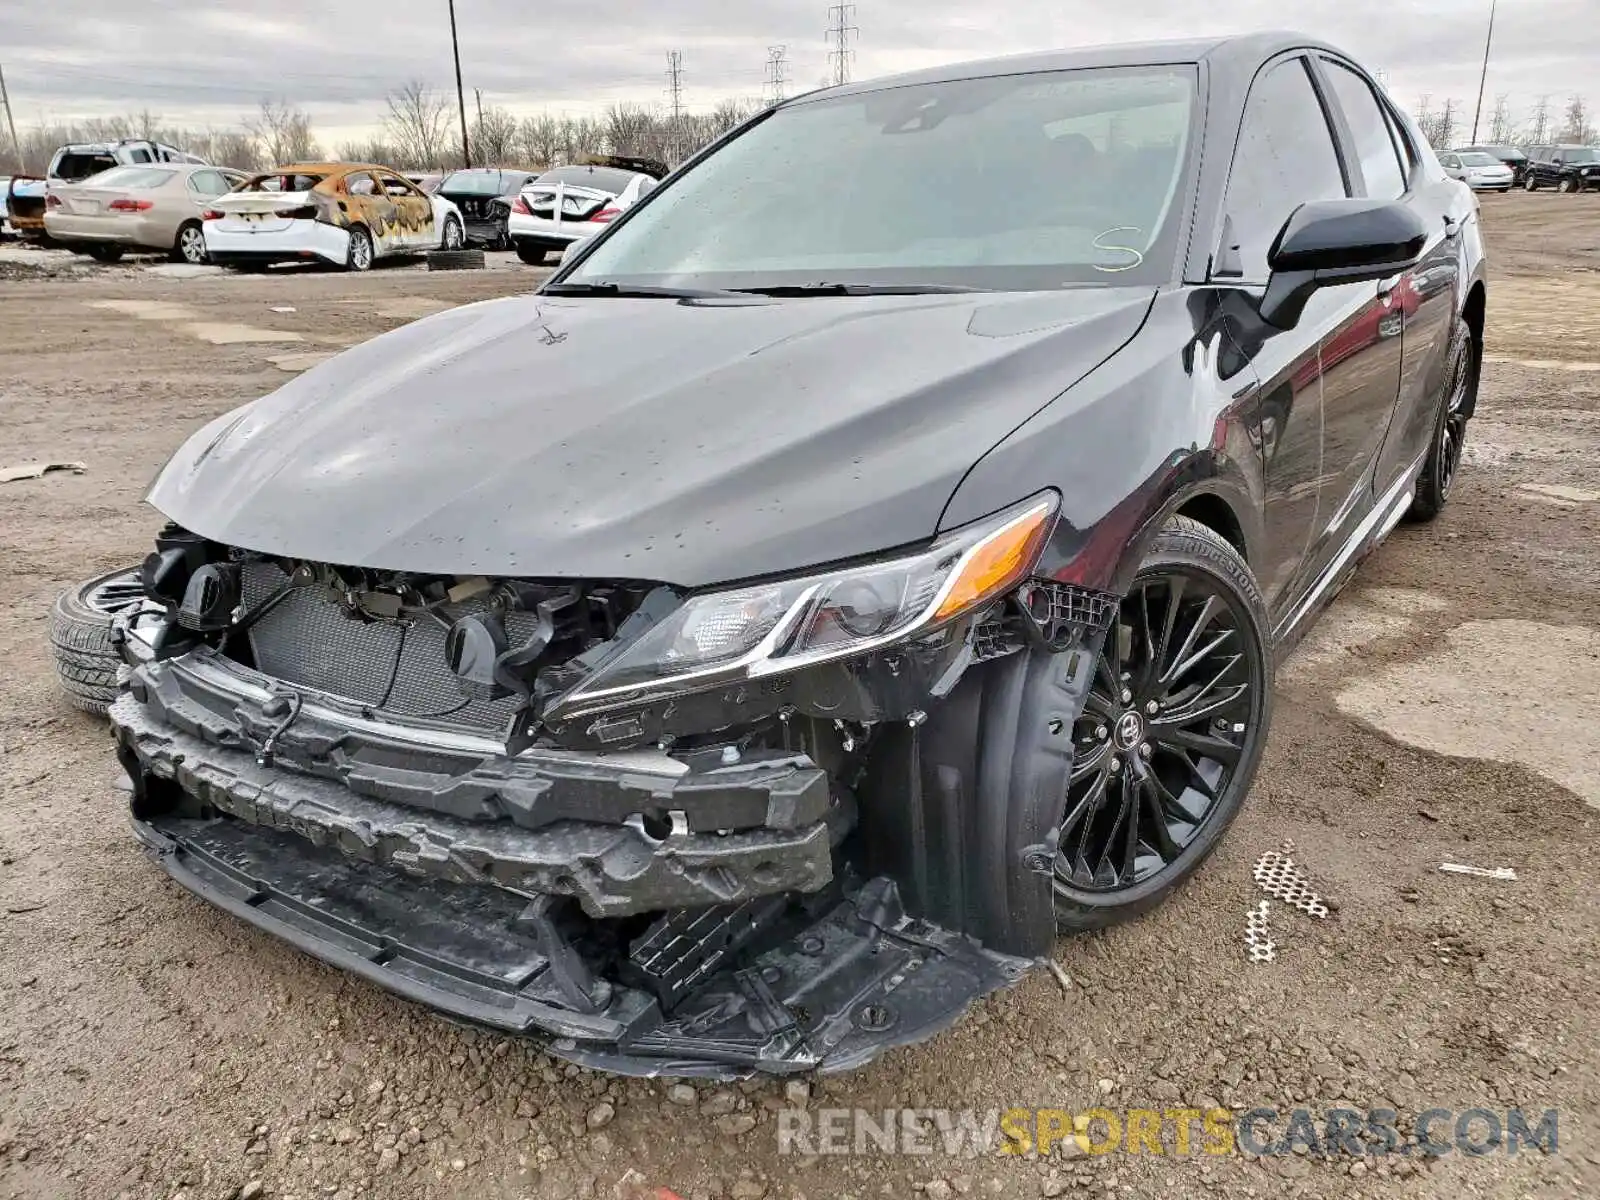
[1259,199,1429,330]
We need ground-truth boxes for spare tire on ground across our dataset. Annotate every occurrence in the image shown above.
[426,248,485,272]
[50,567,144,716]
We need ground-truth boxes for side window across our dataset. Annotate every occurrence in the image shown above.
[1218,57,1348,281]
[188,170,226,196]
[1440,154,1458,169]
[346,172,376,197]
[379,173,422,198]
[128,148,152,163]
[1320,60,1407,198]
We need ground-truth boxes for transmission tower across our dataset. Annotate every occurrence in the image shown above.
[666,51,685,122]
[1528,94,1550,144]
[827,3,858,87]
[766,45,790,105]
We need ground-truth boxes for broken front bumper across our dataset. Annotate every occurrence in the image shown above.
[111,651,1030,1075]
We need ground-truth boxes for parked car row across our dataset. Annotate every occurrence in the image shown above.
[5,141,672,271]
[202,163,465,270]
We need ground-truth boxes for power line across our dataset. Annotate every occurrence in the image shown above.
[766,45,789,105]
[827,3,858,87]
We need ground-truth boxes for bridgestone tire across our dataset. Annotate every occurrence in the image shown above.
[50,568,142,716]
[426,247,485,271]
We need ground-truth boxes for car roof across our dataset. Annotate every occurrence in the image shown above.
[795,31,1343,99]
[275,162,394,176]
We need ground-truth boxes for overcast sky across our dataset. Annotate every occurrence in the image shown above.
[6,0,1597,145]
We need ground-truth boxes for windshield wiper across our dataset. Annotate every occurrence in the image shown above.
[732,282,987,297]
[541,281,748,300]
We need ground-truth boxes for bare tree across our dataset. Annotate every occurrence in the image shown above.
[383,81,452,170]
[605,103,661,159]
[337,137,404,166]
[472,105,519,165]
[1436,98,1458,149]
[563,115,606,162]
[519,113,565,167]
[1488,94,1514,145]
[245,99,319,165]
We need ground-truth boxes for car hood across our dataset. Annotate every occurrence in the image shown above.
[149,287,1153,587]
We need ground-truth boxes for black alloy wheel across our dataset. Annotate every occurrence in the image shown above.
[1409,316,1474,522]
[1053,518,1271,930]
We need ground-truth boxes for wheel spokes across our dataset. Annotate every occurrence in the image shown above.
[1055,565,1261,896]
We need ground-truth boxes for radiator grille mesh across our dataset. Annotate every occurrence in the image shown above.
[238,561,532,730]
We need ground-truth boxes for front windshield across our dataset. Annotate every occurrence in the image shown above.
[1565,148,1599,163]
[567,65,1197,291]
[1458,153,1499,166]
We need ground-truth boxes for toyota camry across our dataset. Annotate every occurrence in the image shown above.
[83,32,1484,1076]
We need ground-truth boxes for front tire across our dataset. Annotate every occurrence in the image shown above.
[51,568,145,716]
[1408,316,1475,522]
[345,225,374,271]
[515,241,548,266]
[1051,517,1273,932]
[1559,177,1579,194]
[1524,176,1540,192]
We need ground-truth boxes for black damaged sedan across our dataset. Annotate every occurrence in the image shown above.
[94,32,1484,1075]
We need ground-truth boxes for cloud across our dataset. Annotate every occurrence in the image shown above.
[5,0,1597,142]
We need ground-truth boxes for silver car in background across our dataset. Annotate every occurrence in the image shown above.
[505,165,658,265]
[44,164,247,263]
[1438,150,1514,192]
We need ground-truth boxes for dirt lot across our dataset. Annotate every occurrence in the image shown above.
[2,196,1598,1200]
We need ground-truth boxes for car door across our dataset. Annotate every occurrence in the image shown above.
[1360,91,1466,499]
[1291,57,1412,567]
[377,172,435,249]
[1210,54,1363,619]
[342,171,401,256]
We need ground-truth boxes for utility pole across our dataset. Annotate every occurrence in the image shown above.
[0,63,22,172]
[827,3,858,87]
[448,0,471,168]
[1469,0,1497,144]
[766,46,789,105]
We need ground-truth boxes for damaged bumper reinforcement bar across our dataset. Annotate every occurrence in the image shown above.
[111,647,1037,1075]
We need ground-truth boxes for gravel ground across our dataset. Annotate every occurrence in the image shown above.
[2,198,1598,1200]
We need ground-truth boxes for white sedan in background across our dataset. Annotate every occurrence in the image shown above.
[505,165,658,265]
[1438,151,1514,192]
[203,163,464,271]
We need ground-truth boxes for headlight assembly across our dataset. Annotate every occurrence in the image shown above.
[553,492,1059,714]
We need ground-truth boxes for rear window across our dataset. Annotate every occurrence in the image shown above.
[242,173,327,193]
[54,153,118,182]
[439,171,516,195]
[533,166,637,193]
[83,166,176,189]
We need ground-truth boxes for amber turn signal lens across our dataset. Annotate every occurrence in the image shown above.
[933,499,1056,622]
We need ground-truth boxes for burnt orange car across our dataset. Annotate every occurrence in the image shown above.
[202,163,466,270]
